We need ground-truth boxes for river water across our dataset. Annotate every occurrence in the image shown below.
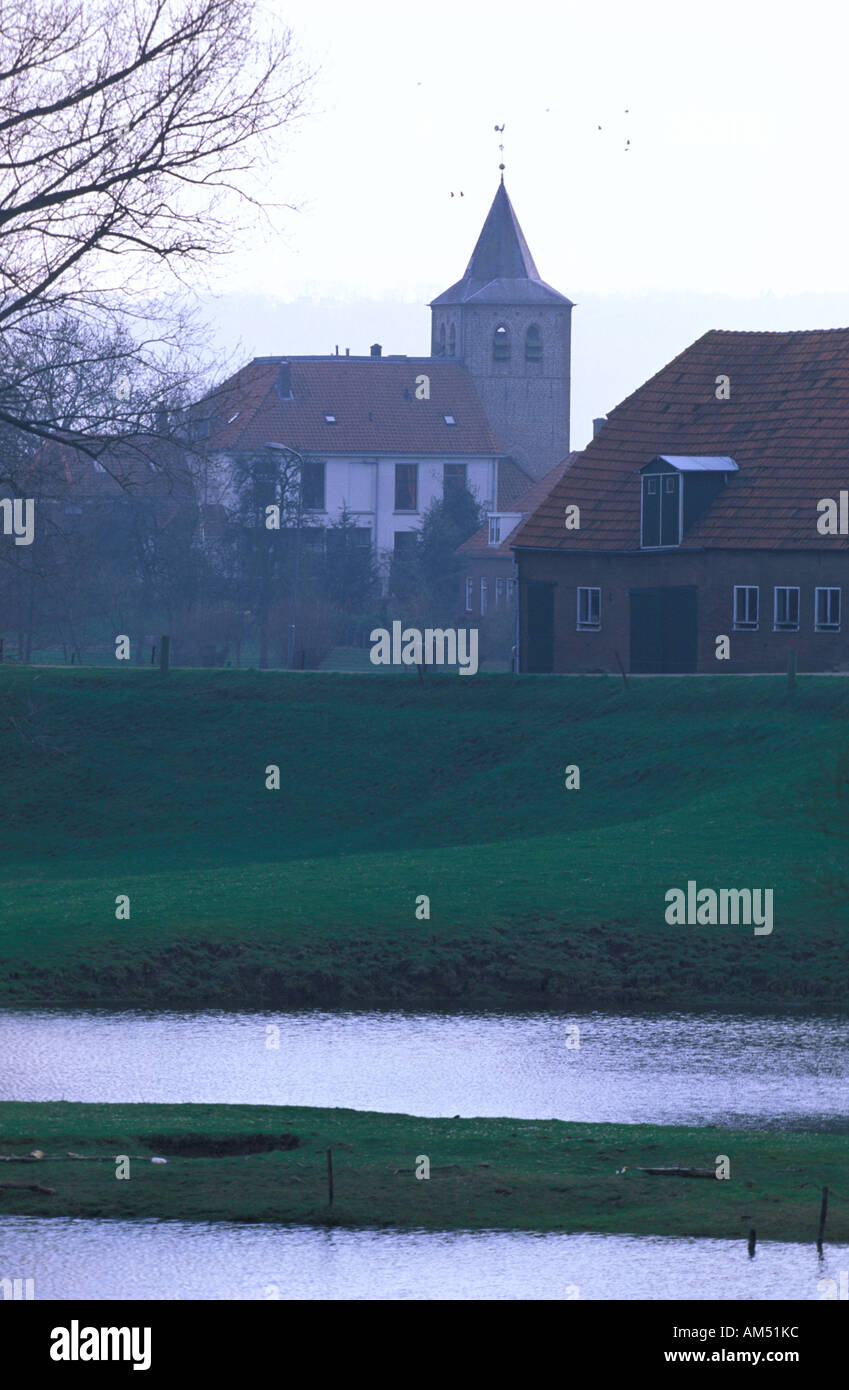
[1,1216,846,1300]
[2,1007,847,1128]
[4,1006,847,1301]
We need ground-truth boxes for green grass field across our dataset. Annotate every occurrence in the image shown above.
[0,666,846,1008]
[0,1101,845,1240]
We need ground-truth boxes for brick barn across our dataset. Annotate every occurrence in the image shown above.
[513,329,849,673]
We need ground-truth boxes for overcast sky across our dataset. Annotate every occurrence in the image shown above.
[199,0,849,448]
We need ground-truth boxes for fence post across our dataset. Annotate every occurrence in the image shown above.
[159,635,170,676]
[817,1186,828,1254]
[614,649,630,692]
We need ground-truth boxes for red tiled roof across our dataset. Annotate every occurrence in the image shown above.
[459,454,577,557]
[515,329,849,552]
[198,358,499,456]
[26,437,193,500]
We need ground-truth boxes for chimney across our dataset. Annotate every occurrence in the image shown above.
[370,343,382,359]
[345,348,350,356]
[592,416,607,437]
[277,361,292,399]
[334,345,339,356]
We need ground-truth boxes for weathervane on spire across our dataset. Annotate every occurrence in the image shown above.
[494,123,505,182]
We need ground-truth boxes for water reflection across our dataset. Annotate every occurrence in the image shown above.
[1,1215,846,1300]
[1,1008,847,1128]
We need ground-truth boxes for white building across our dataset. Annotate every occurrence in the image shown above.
[199,350,529,579]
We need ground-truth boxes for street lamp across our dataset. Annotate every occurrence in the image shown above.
[266,442,304,670]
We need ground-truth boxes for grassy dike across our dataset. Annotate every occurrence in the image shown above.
[0,1102,846,1240]
[0,666,847,1009]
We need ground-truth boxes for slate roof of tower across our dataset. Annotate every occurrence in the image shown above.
[195,357,499,455]
[513,328,849,552]
[430,182,573,308]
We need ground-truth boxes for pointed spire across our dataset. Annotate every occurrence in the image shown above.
[430,183,572,308]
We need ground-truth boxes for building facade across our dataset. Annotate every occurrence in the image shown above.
[197,354,514,583]
[513,329,849,674]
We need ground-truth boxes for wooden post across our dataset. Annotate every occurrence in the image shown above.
[747,1228,756,1258]
[787,650,796,690]
[614,649,630,692]
[326,1147,333,1207]
[817,1186,828,1254]
[159,635,170,676]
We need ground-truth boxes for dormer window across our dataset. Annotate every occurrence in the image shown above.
[639,455,737,549]
[444,413,456,425]
[324,412,336,424]
[641,470,680,547]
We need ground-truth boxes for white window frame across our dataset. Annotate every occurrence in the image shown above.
[507,578,516,604]
[814,586,841,632]
[773,586,800,632]
[480,578,488,616]
[465,577,474,613]
[733,585,759,631]
[577,586,601,631]
[488,515,501,545]
[495,578,505,608]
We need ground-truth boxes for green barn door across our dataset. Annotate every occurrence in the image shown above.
[526,581,555,672]
[630,586,698,673]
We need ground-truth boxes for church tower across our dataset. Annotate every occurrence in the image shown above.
[429,180,573,479]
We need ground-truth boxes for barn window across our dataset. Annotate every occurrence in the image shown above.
[773,586,800,631]
[815,587,840,632]
[525,325,542,361]
[733,586,758,631]
[577,586,601,630]
[493,325,511,362]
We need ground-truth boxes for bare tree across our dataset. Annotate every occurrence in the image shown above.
[0,0,312,447]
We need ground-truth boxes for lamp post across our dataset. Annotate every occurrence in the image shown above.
[266,442,304,670]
